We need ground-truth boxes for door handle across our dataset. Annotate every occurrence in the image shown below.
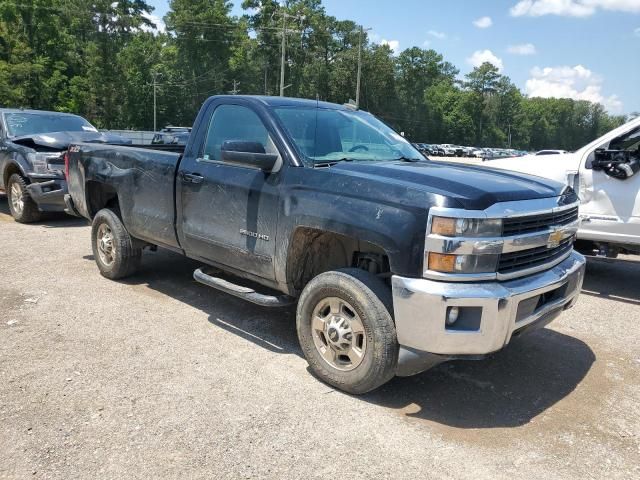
[181,172,204,184]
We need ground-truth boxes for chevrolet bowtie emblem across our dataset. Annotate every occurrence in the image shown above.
[548,230,564,249]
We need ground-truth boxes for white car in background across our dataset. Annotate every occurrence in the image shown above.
[488,116,640,258]
[439,144,459,156]
[535,149,568,156]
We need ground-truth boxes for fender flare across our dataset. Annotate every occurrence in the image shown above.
[2,157,29,188]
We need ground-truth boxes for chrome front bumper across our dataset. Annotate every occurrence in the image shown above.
[391,251,586,357]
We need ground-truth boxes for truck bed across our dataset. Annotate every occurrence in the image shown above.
[66,143,183,250]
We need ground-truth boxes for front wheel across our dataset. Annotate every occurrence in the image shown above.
[91,208,142,279]
[7,173,42,223]
[296,268,398,394]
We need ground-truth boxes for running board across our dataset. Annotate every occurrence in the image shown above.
[193,268,296,307]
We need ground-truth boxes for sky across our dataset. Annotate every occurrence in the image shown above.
[146,0,640,115]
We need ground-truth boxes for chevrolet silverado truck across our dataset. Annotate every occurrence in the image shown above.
[489,116,640,259]
[65,95,586,394]
[0,108,130,222]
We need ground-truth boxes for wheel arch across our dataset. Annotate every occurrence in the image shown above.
[84,180,120,218]
[285,226,391,294]
[2,161,27,189]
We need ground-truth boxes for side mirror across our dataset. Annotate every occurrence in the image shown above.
[221,140,278,171]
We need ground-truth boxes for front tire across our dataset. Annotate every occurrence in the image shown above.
[91,208,142,279]
[296,268,398,394]
[7,173,42,223]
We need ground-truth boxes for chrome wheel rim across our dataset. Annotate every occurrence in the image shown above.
[96,224,116,266]
[10,182,24,215]
[311,297,367,371]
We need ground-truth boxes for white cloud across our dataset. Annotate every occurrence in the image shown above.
[507,43,538,55]
[473,16,493,28]
[635,26,640,36]
[370,33,400,54]
[141,12,166,33]
[427,30,447,39]
[467,49,504,71]
[380,39,400,54]
[510,0,640,18]
[525,65,623,113]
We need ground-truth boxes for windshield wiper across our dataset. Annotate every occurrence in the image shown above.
[394,156,423,162]
[313,158,355,168]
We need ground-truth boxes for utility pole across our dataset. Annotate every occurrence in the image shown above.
[151,71,161,132]
[276,10,304,97]
[229,79,240,95]
[508,123,512,148]
[279,13,287,97]
[264,62,268,95]
[355,26,371,109]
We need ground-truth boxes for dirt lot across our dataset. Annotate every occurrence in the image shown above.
[1,197,639,480]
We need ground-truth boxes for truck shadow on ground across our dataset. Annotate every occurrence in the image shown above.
[0,195,86,228]
[581,256,640,306]
[362,330,594,428]
[107,247,599,430]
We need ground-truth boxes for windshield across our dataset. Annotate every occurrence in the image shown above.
[610,126,640,152]
[3,112,97,137]
[273,106,424,166]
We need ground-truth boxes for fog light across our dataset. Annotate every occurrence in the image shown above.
[446,307,460,326]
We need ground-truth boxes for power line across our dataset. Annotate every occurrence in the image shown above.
[0,3,295,33]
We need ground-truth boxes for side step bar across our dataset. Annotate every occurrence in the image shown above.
[193,268,296,307]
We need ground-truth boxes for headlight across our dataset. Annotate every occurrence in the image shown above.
[427,252,499,274]
[27,152,63,173]
[430,216,502,237]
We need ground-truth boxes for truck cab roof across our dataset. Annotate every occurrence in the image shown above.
[210,95,354,112]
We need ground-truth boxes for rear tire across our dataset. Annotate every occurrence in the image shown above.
[7,173,42,223]
[296,268,398,394]
[91,208,141,279]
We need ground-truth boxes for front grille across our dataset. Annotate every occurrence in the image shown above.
[502,206,578,236]
[498,237,574,274]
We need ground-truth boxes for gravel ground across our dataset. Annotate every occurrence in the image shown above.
[0,196,639,480]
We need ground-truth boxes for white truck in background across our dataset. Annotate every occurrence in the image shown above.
[489,116,640,258]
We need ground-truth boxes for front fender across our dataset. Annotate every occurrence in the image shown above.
[1,150,31,187]
[275,185,429,286]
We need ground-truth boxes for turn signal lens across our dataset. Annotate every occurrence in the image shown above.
[428,253,457,273]
[427,252,499,274]
[430,216,502,237]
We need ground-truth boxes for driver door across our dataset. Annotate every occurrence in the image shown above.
[579,126,640,246]
[177,101,284,280]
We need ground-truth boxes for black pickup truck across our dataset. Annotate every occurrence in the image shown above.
[0,109,129,222]
[65,95,586,394]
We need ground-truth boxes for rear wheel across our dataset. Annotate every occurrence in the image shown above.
[91,208,142,279]
[7,173,42,223]
[296,268,398,394]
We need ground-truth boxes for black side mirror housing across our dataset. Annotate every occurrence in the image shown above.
[221,140,278,171]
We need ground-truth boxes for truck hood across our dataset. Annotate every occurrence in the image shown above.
[485,153,581,185]
[11,130,132,151]
[331,160,567,210]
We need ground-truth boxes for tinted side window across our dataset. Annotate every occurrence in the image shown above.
[203,105,272,161]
